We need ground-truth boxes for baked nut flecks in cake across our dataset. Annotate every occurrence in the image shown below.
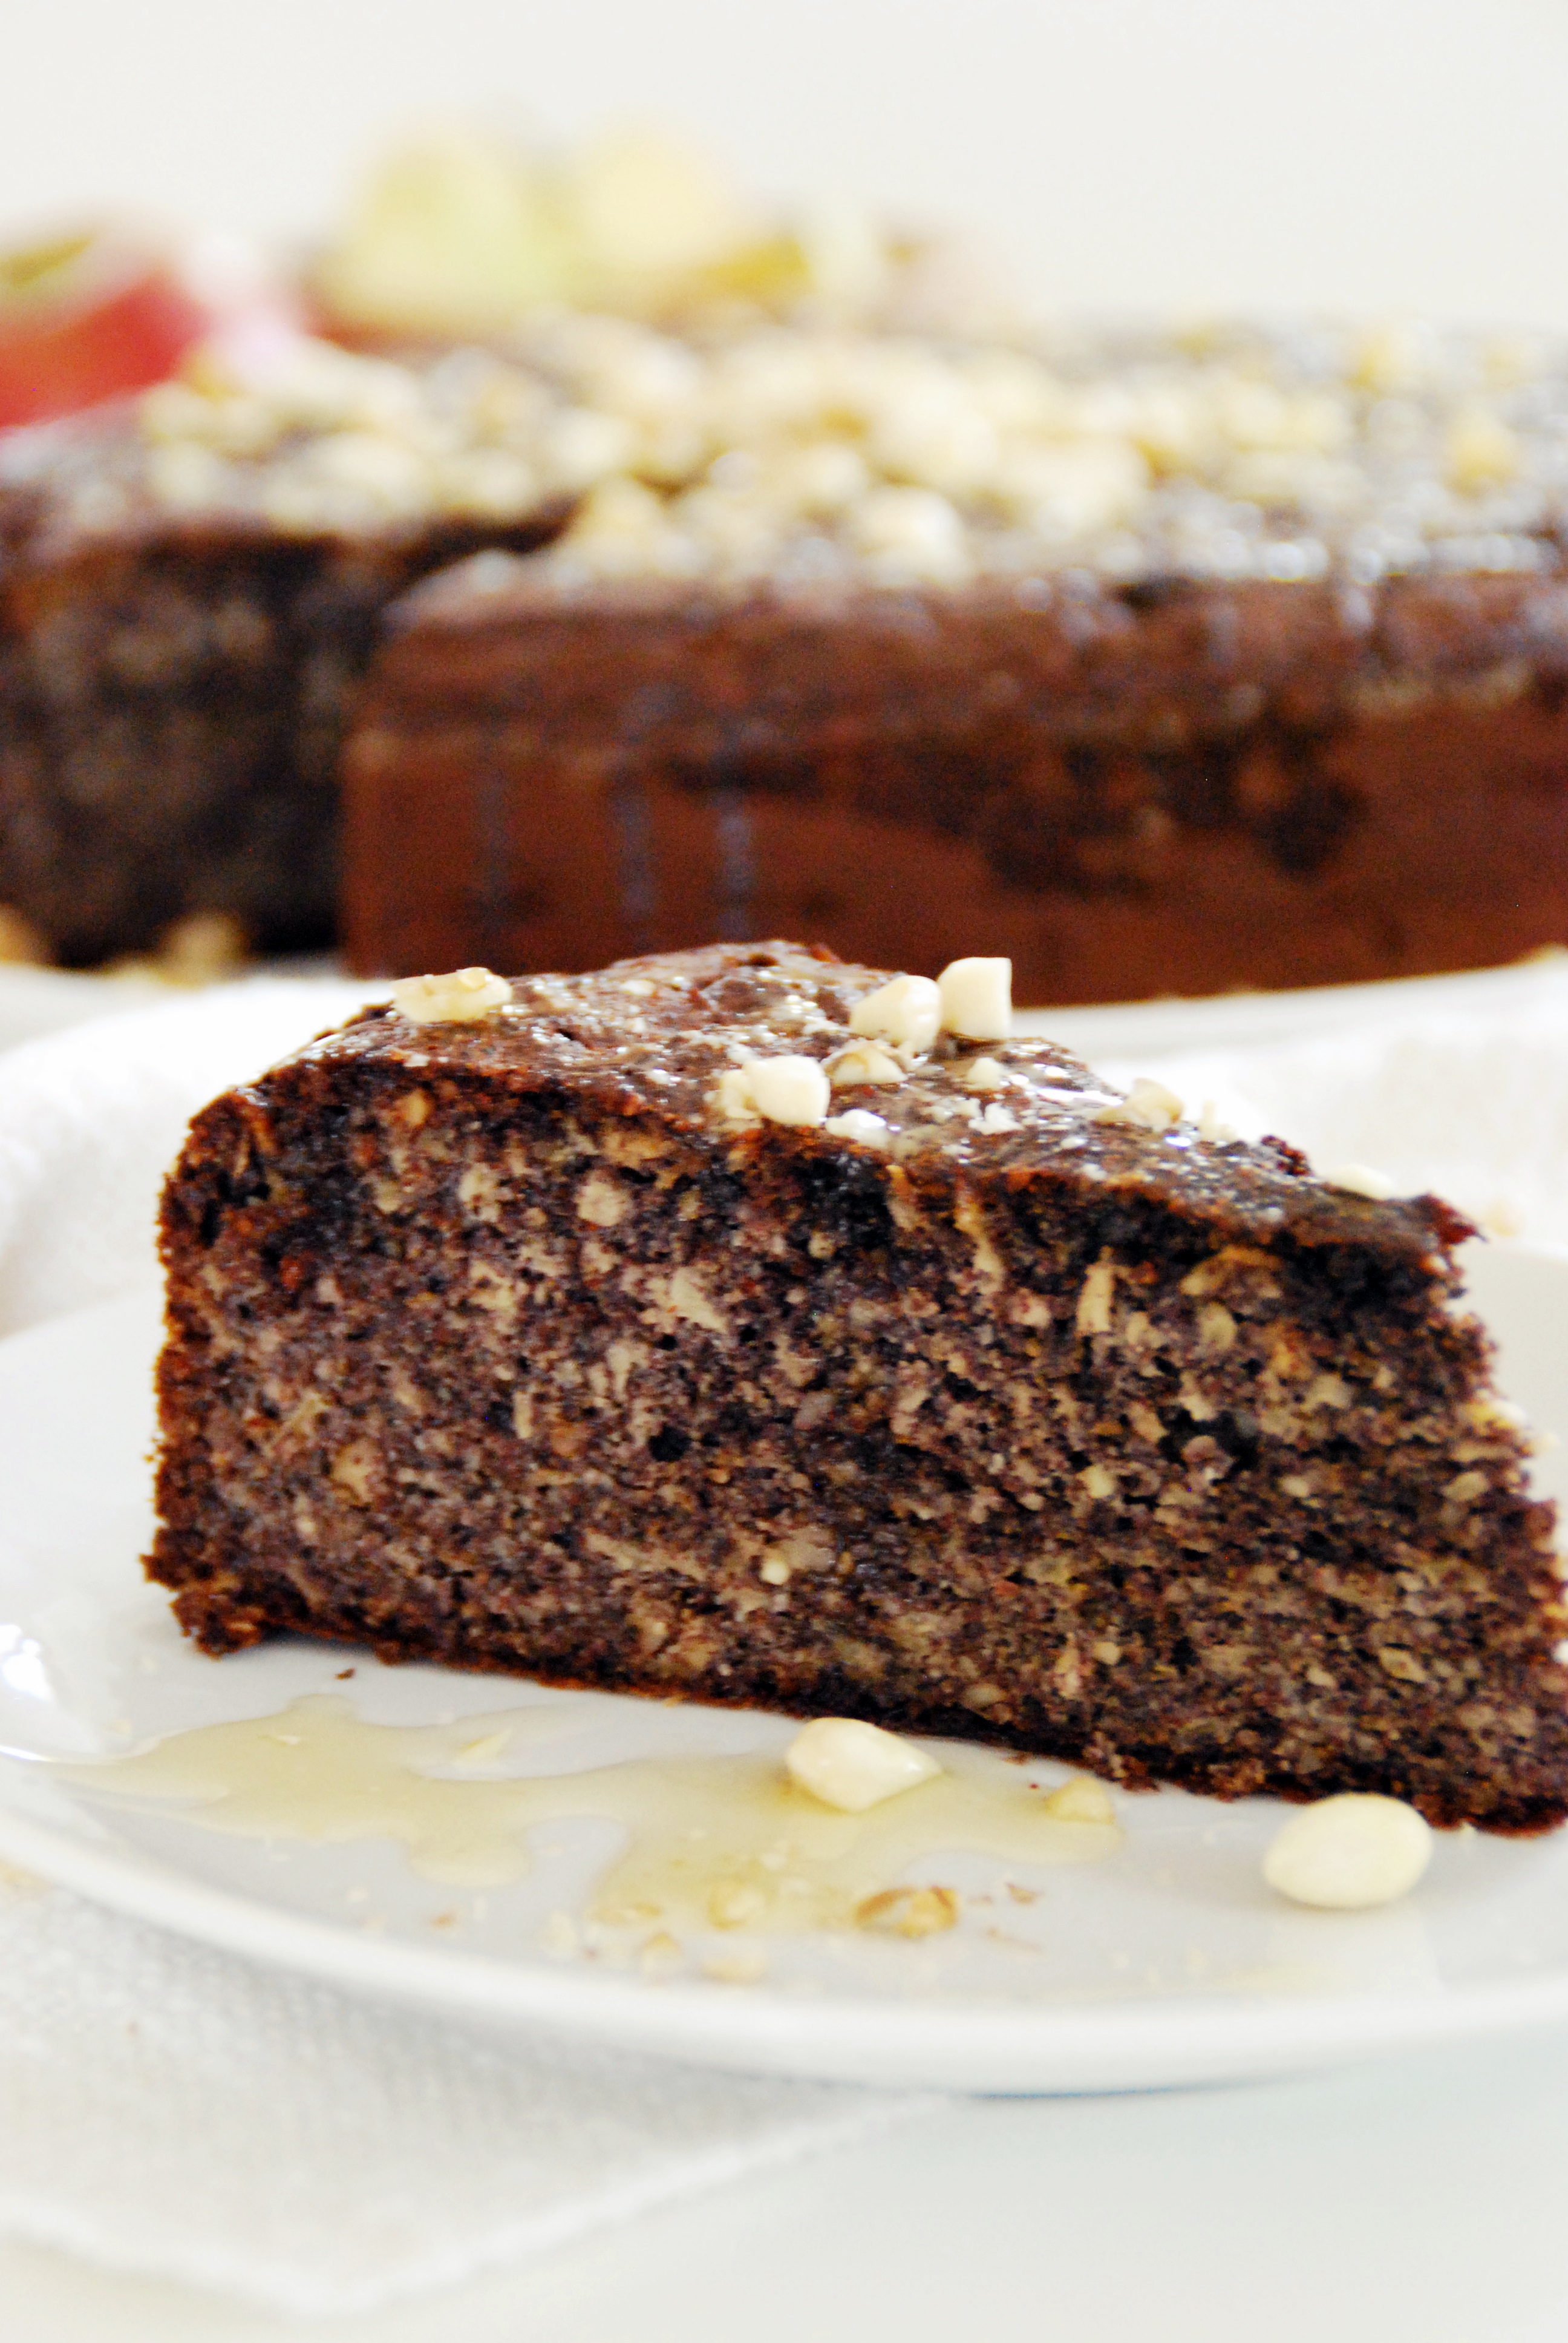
[148,941,1568,1831]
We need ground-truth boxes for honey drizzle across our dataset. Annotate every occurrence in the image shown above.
[61,1696,1120,1937]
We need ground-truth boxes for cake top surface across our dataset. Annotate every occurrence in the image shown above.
[275,942,1467,1268]
[6,311,1568,595]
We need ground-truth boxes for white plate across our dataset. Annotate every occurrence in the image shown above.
[1,1248,1566,2096]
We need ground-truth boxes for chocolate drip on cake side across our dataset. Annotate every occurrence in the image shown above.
[344,569,1568,1000]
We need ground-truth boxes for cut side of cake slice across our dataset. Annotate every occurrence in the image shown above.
[149,942,1568,1830]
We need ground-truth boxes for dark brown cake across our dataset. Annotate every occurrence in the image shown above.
[149,940,1568,1829]
[339,310,1568,1000]
[12,311,1568,995]
[343,560,1568,1003]
[0,383,563,965]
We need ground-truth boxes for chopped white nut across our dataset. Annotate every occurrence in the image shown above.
[961,1055,1010,1092]
[1197,1302,1237,1354]
[937,957,1012,1041]
[707,1879,768,1929]
[827,1041,905,1087]
[848,974,941,1052]
[1091,1077,1183,1134]
[1324,1163,1397,1201]
[1446,405,1519,493]
[1042,1777,1116,1824]
[1352,320,1426,395]
[145,439,230,509]
[390,966,512,1024]
[128,311,1568,597]
[1198,1098,1238,1144]
[849,486,972,586]
[153,910,249,984]
[785,1716,942,1812]
[713,1066,759,1120]
[745,1055,831,1127]
[1263,1794,1432,1910]
[854,1884,960,1937]
[823,1109,890,1147]
[1464,1394,1530,1433]
[975,1103,1019,1134]
[1444,1469,1489,1506]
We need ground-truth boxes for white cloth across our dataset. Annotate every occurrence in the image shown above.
[0,1873,907,2318]
[3,955,1568,2314]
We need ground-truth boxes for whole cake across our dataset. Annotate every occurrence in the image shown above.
[9,311,1568,994]
[149,940,1568,1829]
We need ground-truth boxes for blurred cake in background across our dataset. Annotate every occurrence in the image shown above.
[341,312,1568,998]
[3,123,1568,998]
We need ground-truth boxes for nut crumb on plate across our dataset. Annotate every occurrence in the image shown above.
[854,1884,960,1938]
[786,1715,943,1812]
[1263,1794,1432,1909]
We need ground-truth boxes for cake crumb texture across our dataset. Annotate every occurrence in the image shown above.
[149,942,1568,1830]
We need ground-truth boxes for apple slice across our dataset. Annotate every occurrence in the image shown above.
[0,224,212,430]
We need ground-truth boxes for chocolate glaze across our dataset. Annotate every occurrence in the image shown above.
[312,941,1468,1265]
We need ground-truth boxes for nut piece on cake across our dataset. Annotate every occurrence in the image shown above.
[148,940,1568,1832]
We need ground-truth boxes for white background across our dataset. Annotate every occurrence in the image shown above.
[4,0,1568,325]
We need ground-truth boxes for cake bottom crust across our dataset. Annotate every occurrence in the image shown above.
[157,1556,1568,1838]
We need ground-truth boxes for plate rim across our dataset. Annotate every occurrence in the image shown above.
[6,1789,1568,2093]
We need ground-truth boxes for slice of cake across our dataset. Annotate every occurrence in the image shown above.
[149,942,1568,1830]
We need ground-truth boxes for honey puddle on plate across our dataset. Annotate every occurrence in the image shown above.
[62,1696,1120,1938]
